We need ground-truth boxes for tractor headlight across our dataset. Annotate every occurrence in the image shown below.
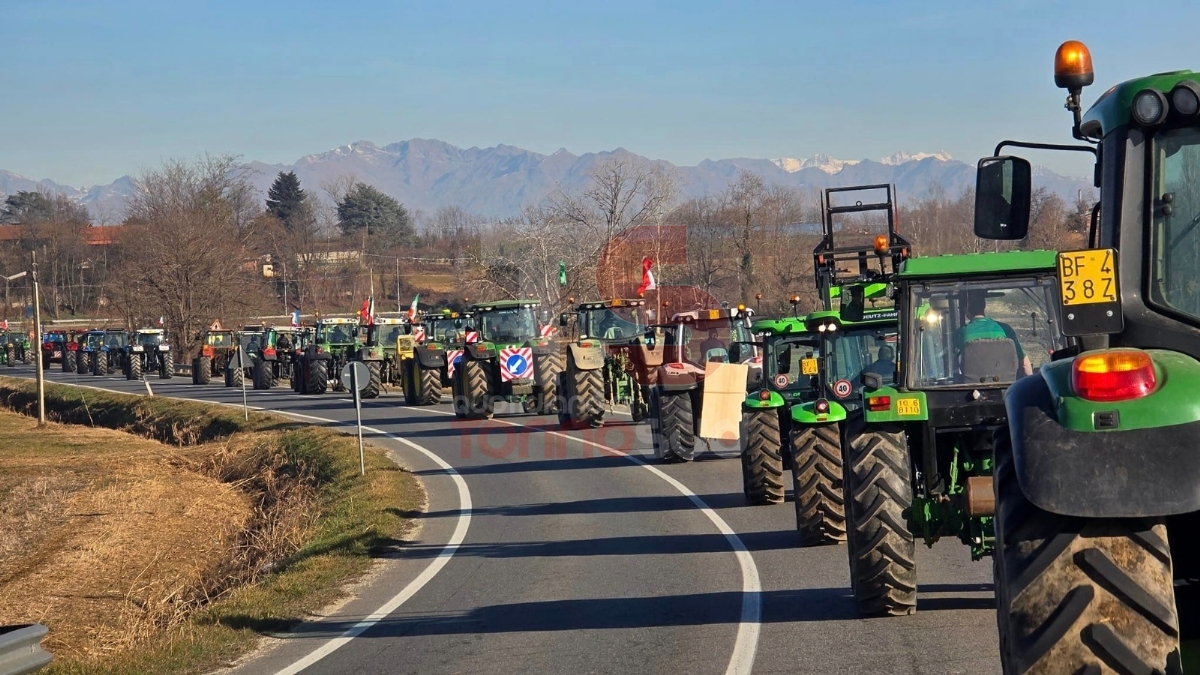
[1171,82,1200,117]
[1132,89,1168,126]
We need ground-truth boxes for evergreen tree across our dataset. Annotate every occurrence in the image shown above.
[336,183,413,244]
[265,171,307,230]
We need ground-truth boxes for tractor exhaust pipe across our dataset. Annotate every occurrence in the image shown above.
[964,476,995,517]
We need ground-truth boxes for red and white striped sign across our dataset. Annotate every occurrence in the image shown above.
[446,349,464,377]
[499,347,533,382]
[465,331,480,344]
[413,326,426,342]
[539,324,554,338]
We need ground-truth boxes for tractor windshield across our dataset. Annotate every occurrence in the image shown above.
[105,332,127,349]
[828,325,899,396]
[428,318,458,342]
[667,318,754,365]
[207,331,234,347]
[479,307,537,343]
[85,332,105,349]
[320,323,356,345]
[907,277,1065,389]
[239,332,264,354]
[1150,127,1200,321]
[376,323,410,346]
[582,306,645,341]
[767,334,822,396]
[135,332,165,347]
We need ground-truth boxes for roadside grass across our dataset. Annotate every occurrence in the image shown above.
[0,377,423,675]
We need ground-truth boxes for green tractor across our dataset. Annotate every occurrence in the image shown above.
[312,317,359,392]
[2,329,33,366]
[843,249,1068,618]
[648,306,760,462]
[124,328,174,379]
[401,310,460,406]
[352,316,411,399]
[557,298,657,428]
[254,326,306,390]
[972,41,1200,674]
[450,300,561,419]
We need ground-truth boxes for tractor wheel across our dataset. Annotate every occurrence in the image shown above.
[22,349,32,365]
[5,346,13,367]
[41,351,51,369]
[94,353,108,376]
[401,360,418,405]
[654,390,696,462]
[306,359,328,395]
[63,351,76,373]
[791,423,846,545]
[362,362,382,399]
[451,364,467,418]
[128,354,142,381]
[230,364,244,388]
[741,408,785,505]
[253,358,275,390]
[992,428,1180,675]
[566,359,605,428]
[418,362,441,406]
[196,356,212,385]
[160,352,174,379]
[463,359,493,419]
[534,351,563,414]
[844,415,916,617]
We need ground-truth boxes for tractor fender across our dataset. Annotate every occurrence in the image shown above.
[415,344,446,369]
[466,343,496,360]
[1008,351,1200,519]
[528,339,557,356]
[743,389,786,410]
[791,399,848,424]
[567,342,604,370]
[657,362,700,392]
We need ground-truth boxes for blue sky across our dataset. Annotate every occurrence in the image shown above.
[1,0,1197,186]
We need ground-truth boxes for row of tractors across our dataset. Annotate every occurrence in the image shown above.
[37,327,174,379]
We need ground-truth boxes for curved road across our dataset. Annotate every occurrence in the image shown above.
[13,364,999,674]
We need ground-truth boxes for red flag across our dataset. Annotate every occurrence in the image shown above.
[636,257,657,297]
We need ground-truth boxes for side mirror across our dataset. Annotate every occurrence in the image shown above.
[862,371,883,390]
[974,156,1031,240]
[454,319,463,328]
[559,313,568,327]
[645,332,656,349]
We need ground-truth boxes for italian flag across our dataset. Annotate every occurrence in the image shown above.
[407,293,420,321]
[637,257,657,297]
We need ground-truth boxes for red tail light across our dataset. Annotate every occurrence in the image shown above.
[758,389,771,401]
[815,398,830,414]
[867,396,891,412]
[1072,349,1157,402]
[264,346,276,357]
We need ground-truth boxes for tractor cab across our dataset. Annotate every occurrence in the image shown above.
[133,329,167,348]
[473,301,540,346]
[422,310,460,343]
[661,307,756,374]
[973,41,1200,674]
[570,299,648,342]
[203,330,235,349]
[237,328,266,357]
[315,318,359,350]
[359,316,411,350]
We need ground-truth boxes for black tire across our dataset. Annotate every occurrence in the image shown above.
[741,409,785,505]
[253,358,275,390]
[418,361,441,405]
[128,354,142,380]
[41,351,51,369]
[196,356,212,385]
[360,361,382,399]
[992,427,1180,675]
[5,346,13,367]
[844,415,916,617]
[233,365,245,388]
[534,351,563,414]
[401,360,418,405]
[160,352,174,379]
[451,364,467,418]
[63,351,76,373]
[22,348,32,365]
[463,359,493,419]
[568,361,605,427]
[94,352,108,376]
[792,423,847,545]
[306,359,328,394]
[655,390,696,462]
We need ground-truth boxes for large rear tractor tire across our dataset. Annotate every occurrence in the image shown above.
[567,360,605,428]
[160,352,174,379]
[306,359,328,395]
[792,423,846,546]
[22,349,32,365]
[741,409,785,505]
[844,415,916,617]
[418,362,441,405]
[253,358,275,390]
[463,359,493,419]
[63,351,76,373]
[534,351,563,415]
[94,352,108,376]
[5,346,14,367]
[127,354,142,380]
[992,428,1180,675]
[196,356,212,385]
[78,352,91,374]
[361,361,382,399]
[401,360,418,405]
[653,389,696,462]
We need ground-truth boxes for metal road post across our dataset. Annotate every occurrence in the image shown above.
[352,364,365,476]
[30,255,45,427]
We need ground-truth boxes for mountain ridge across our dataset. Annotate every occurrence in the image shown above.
[1,141,1092,223]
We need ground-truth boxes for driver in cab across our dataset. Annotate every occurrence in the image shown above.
[956,291,1033,377]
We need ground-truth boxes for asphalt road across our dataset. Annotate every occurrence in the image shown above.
[11,363,1000,674]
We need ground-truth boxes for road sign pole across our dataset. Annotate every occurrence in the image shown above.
[351,364,365,476]
[30,255,45,427]
[239,346,248,421]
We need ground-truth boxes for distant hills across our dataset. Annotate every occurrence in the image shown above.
[0,140,1093,223]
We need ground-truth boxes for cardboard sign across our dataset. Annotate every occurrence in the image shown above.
[698,361,749,441]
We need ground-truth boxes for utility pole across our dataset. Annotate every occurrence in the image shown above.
[395,257,401,312]
[30,253,45,426]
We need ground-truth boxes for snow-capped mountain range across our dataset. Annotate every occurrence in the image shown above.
[1,141,1089,223]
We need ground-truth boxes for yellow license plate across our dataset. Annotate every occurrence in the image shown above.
[801,358,818,376]
[897,398,921,416]
[1058,249,1118,306]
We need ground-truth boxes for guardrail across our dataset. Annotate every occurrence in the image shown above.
[0,624,52,675]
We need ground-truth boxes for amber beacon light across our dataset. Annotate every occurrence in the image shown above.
[1054,40,1094,90]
